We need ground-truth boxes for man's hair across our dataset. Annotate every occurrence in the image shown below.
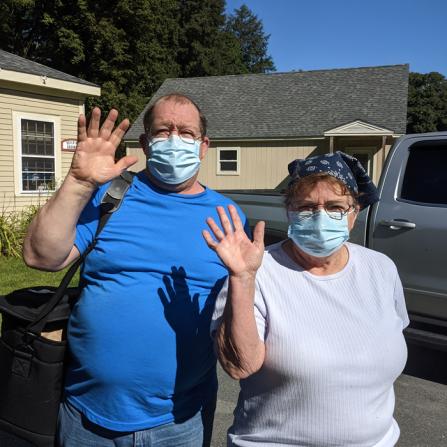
[284,173,358,209]
[143,93,208,137]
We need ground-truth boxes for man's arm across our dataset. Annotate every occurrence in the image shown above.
[203,205,266,379]
[23,108,137,271]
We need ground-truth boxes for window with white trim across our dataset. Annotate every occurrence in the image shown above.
[20,119,56,192]
[217,147,240,175]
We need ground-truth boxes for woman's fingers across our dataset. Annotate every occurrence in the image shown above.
[205,206,245,244]
[228,204,244,232]
[217,206,234,235]
[253,221,265,248]
[206,217,225,241]
[87,107,101,138]
[202,230,218,250]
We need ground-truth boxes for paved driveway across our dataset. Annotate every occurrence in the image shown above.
[211,368,447,447]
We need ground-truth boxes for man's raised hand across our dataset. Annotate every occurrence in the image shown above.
[70,107,138,188]
[203,205,265,279]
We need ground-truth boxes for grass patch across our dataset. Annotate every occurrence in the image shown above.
[0,257,79,295]
[0,258,80,327]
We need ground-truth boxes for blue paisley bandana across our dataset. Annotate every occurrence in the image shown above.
[287,151,380,208]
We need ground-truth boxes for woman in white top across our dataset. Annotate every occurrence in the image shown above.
[203,152,409,447]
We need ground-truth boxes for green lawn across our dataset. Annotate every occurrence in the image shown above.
[0,257,79,327]
[0,257,79,295]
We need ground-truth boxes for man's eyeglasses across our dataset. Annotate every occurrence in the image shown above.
[289,204,356,221]
[149,129,202,145]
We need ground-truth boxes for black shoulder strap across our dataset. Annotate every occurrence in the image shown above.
[26,171,135,336]
[96,170,135,236]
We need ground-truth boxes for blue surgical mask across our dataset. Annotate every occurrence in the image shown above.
[147,135,201,185]
[287,210,349,257]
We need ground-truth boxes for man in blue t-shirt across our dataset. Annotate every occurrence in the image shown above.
[23,94,248,446]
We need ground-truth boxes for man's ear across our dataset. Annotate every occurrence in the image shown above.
[199,136,210,160]
[140,133,150,157]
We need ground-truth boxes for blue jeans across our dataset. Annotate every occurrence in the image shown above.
[57,399,215,447]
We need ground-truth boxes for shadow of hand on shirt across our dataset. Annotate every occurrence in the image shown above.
[157,266,224,422]
[159,266,202,338]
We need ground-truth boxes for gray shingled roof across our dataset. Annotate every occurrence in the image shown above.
[125,64,408,141]
[0,49,98,87]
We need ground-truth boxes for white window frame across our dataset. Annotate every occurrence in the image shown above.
[13,112,61,195]
[344,147,374,176]
[216,147,240,175]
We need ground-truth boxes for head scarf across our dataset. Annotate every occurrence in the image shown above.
[287,151,379,208]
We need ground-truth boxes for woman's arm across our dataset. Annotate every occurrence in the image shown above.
[203,205,266,379]
[215,274,266,379]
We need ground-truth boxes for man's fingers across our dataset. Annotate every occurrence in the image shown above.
[77,114,87,142]
[87,107,101,138]
[109,118,130,148]
[206,217,225,241]
[99,109,119,140]
[115,156,138,172]
[217,206,233,235]
[228,204,244,232]
[253,221,265,247]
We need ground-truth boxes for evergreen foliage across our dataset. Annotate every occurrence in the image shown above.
[177,0,247,77]
[407,72,447,133]
[0,0,275,122]
[226,4,275,73]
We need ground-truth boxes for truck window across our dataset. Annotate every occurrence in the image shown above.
[400,140,447,205]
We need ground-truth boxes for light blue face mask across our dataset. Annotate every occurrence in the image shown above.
[287,210,349,257]
[147,135,201,185]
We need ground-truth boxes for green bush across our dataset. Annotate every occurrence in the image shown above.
[0,205,40,258]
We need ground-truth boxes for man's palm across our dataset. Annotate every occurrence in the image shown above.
[70,107,137,187]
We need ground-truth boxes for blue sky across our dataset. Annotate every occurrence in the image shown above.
[225,0,447,76]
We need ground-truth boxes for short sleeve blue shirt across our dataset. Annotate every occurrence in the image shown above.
[66,172,248,431]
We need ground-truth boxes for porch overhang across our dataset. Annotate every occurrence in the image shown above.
[324,120,395,137]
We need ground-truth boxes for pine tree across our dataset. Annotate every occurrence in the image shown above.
[226,4,275,73]
[177,0,247,77]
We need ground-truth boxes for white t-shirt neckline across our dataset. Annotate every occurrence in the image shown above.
[277,240,354,281]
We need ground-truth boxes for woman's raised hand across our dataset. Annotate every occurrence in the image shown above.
[69,107,138,188]
[203,205,265,278]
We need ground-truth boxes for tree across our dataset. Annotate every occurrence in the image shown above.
[177,0,247,77]
[0,0,181,120]
[226,4,275,73]
[0,1,275,119]
[407,72,447,133]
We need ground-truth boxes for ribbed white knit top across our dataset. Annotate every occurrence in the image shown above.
[212,242,409,447]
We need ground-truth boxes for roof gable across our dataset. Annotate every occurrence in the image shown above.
[125,64,409,141]
[324,120,395,136]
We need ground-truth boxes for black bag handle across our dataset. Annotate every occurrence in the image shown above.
[25,172,135,336]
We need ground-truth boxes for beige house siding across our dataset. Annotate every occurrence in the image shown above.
[126,135,395,190]
[127,142,146,173]
[200,139,328,190]
[0,86,82,212]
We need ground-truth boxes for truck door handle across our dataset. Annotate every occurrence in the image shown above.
[379,219,416,230]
